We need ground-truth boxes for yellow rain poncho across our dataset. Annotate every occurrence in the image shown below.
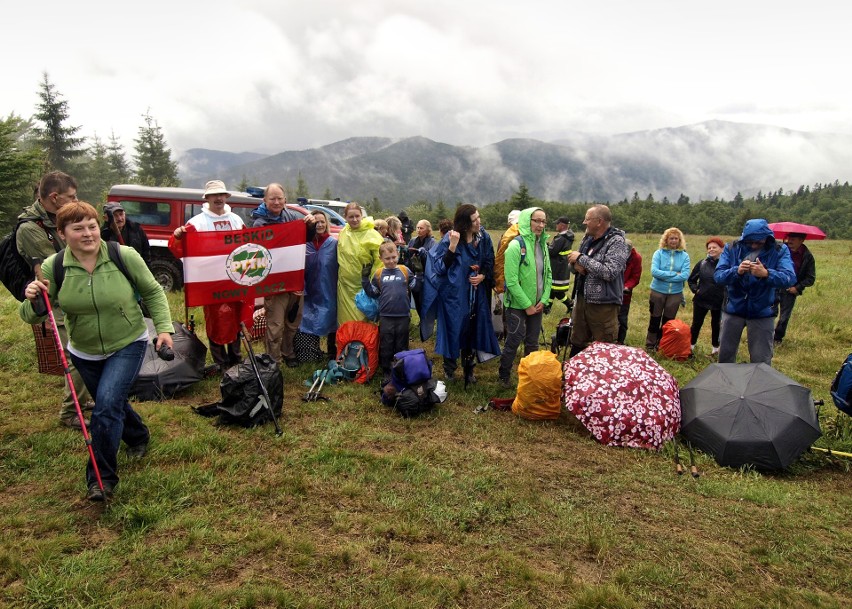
[337,217,384,325]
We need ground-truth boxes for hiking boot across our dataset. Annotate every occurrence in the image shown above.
[87,482,114,502]
[499,377,512,389]
[464,374,477,385]
[126,441,149,459]
[285,358,299,368]
[60,414,89,430]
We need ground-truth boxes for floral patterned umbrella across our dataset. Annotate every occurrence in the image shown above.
[562,342,681,450]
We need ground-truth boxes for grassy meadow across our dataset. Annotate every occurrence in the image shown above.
[0,232,850,609]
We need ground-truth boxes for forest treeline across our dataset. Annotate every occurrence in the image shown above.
[402,182,852,239]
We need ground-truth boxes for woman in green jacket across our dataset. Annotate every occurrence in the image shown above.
[20,202,173,501]
[498,207,552,386]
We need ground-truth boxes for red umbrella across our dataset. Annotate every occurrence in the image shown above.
[767,222,826,240]
[563,342,681,450]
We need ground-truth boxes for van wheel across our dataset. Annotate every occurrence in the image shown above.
[150,258,183,291]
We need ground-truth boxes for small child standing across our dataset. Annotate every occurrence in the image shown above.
[362,241,417,381]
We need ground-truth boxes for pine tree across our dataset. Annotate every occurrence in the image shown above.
[133,111,180,187]
[322,187,333,200]
[76,134,115,203]
[510,183,533,208]
[296,172,309,198]
[434,199,449,222]
[107,131,132,183]
[0,114,44,231]
[32,72,86,172]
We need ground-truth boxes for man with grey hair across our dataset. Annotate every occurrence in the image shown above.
[251,183,316,367]
[566,205,630,356]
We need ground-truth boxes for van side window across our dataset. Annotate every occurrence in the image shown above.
[121,200,171,226]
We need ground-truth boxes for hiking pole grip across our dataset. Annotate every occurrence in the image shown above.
[239,322,283,437]
[39,285,106,493]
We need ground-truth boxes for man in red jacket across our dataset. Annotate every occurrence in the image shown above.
[617,241,642,344]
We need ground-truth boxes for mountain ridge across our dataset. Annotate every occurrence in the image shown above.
[177,121,852,209]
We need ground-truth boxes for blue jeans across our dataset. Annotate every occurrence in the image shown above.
[71,340,148,489]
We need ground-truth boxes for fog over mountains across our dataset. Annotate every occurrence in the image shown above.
[177,121,852,209]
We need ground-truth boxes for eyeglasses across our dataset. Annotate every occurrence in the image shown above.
[530,218,547,225]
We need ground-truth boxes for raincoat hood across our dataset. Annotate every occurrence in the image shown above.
[342,216,376,234]
[517,207,548,244]
[251,202,281,221]
[740,219,775,244]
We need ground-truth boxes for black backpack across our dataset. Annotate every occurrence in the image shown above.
[0,218,55,301]
[393,378,441,418]
[193,354,284,428]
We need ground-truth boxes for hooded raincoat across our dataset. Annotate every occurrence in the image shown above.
[714,219,796,319]
[301,232,339,336]
[503,207,553,310]
[420,229,500,361]
[336,217,384,325]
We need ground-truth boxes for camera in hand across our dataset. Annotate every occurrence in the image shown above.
[153,338,175,361]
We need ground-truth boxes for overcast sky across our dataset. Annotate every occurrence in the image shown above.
[4,0,851,156]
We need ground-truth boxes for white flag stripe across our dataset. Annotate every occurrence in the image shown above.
[184,244,306,283]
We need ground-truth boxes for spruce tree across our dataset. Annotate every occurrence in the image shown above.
[75,134,115,203]
[32,72,86,172]
[296,172,309,198]
[107,131,132,183]
[510,182,533,208]
[133,111,180,187]
[0,114,44,230]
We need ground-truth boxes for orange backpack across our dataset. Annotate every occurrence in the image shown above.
[512,350,563,420]
[335,321,380,383]
[658,319,692,361]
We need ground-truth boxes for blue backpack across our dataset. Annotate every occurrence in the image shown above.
[830,353,852,416]
[386,349,439,417]
[390,348,433,392]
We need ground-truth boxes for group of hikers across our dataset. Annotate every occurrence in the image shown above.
[14,172,816,502]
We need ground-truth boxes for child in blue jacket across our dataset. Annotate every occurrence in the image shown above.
[362,241,418,380]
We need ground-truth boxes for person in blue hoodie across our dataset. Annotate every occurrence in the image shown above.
[714,219,796,365]
[251,183,316,367]
[646,227,690,350]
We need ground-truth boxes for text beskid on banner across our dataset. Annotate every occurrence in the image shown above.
[182,222,306,307]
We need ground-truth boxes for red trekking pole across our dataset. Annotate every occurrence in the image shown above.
[39,286,106,495]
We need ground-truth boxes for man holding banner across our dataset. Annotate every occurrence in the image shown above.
[171,180,251,372]
[251,183,316,367]
[170,180,308,374]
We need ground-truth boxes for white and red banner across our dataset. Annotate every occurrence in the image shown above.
[181,222,306,307]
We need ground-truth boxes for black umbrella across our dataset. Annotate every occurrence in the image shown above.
[130,320,208,401]
[680,363,821,471]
